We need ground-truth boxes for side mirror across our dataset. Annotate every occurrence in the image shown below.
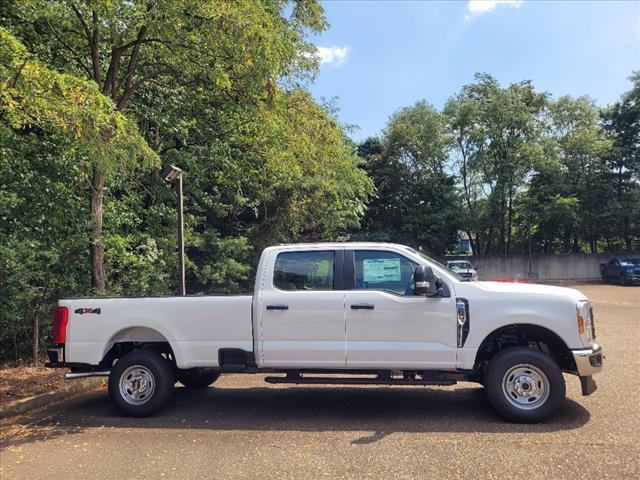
[414,265,438,296]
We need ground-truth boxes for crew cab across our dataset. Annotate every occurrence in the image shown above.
[47,243,603,422]
[600,256,640,285]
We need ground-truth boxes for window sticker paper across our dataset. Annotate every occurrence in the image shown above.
[363,258,401,283]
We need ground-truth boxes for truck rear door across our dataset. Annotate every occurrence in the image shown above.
[257,248,346,368]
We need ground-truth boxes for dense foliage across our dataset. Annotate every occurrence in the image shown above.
[354,102,459,254]
[358,73,639,256]
[0,2,637,362]
[0,1,372,361]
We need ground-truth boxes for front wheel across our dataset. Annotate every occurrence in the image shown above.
[108,350,175,417]
[484,347,565,423]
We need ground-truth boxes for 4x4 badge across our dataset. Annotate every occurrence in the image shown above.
[74,308,101,315]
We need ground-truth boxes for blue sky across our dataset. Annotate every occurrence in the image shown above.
[307,0,640,141]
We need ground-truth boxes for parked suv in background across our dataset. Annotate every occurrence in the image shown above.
[446,260,478,281]
[600,256,640,285]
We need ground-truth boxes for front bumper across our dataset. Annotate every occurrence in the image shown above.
[572,343,602,396]
[572,343,603,376]
[460,273,478,281]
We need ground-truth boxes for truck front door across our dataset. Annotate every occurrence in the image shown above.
[344,249,457,369]
[258,249,346,368]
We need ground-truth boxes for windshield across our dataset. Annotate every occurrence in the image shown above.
[405,248,464,281]
[620,258,640,266]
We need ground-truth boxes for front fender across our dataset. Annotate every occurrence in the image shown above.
[456,308,581,370]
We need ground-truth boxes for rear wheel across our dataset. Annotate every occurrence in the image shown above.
[484,347,565,423]
[108,350,175,417]
[601,273,608,284]
[177,369,220,389]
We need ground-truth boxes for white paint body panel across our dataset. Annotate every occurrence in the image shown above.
[345,291,456,369]
[62,296,252,369]
[59,242,592,372]
[453,281,588,369]
[254,245,347,368]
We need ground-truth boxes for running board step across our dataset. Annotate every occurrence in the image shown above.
[264,375,456,386]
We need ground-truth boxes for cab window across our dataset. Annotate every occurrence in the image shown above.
[354,250,417,295]
[273,251,335,291]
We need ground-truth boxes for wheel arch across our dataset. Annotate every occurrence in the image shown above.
[100,326,182,368]
[473,323,576,374]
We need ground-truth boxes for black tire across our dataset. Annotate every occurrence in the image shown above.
[176,369,220,389]
[601,273,608,284]
[484,347,565,423]
[108,350,175,417]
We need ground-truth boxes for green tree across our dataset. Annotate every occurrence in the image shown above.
[1,2,374,361]
[5,0,328,292]
[444,73,547,254]
[1,29,156,360]
[532,96,612,253]
[356,102,459,255]
[443,90,483,254]
[602,72,640,251]
[164,88,373,293]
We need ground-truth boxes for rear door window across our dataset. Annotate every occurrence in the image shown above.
[273,251,335,291]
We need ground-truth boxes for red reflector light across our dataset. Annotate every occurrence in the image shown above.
[53,306,69,344]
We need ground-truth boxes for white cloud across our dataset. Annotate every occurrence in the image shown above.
[465,0,523,20]
[316,45,351,66]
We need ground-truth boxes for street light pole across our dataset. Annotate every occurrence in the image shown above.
[175,173,185,296]
[161,165,186,296]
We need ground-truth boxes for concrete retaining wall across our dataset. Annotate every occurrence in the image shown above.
[442,253,639,281]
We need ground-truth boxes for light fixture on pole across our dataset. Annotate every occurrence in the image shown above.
[161,164,186,296]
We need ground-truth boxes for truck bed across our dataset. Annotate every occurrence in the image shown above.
[60,295,253,369]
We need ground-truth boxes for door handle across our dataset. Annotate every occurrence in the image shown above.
[266,303,289,311]
[351,303,374,310]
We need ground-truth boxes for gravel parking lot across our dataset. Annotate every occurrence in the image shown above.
[1,284,639,480]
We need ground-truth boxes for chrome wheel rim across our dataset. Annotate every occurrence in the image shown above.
[502,364,550,410]
[119,365,155,405]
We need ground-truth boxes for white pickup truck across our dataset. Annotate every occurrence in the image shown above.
[47,242,602,422]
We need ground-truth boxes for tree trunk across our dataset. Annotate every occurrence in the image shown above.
[484,227,494,254]
[506,184,513,254]
[465,229,475,255]
[91,165,106,293]
[32,314,39,364]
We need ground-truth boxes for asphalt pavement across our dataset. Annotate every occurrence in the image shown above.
[1,284,639,479]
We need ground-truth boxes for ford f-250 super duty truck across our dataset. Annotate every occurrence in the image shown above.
[47,243,602,423]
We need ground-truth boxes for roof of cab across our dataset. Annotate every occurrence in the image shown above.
[264,242,414,251]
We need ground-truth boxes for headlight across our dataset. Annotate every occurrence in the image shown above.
[576,300,594,346]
